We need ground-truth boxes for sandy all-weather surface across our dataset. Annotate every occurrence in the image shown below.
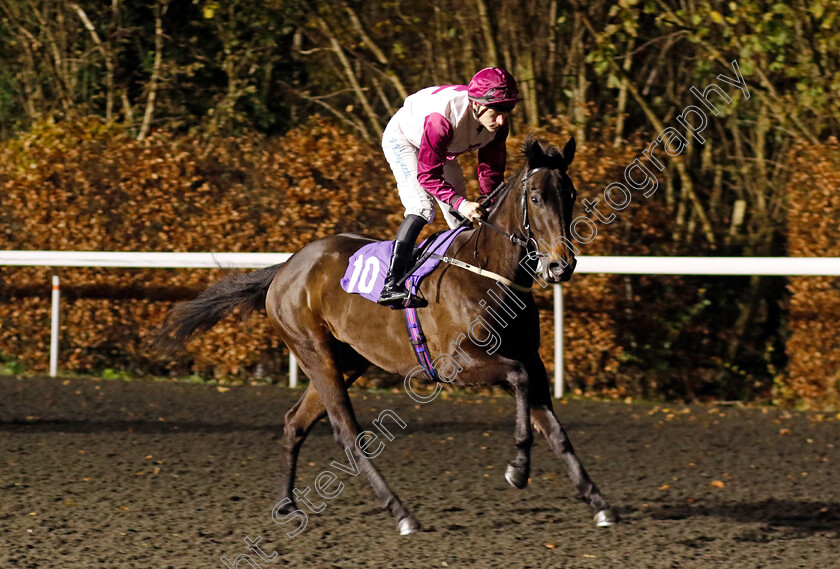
[0,374,838,569]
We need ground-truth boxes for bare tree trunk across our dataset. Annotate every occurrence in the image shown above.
[753,103,769,222]
[110,0,130,124]
[475,0,498,66]
[559,13,583,118]
[517,50,538,126]
[432,4,452,80]
[613,37,635,147]
[71,3,115,121]
[342,1,408,100]
[371,76,394,117]
[669,163,685,244]
[546,0,558,92]
[54,1,72,109]
[454,10,476,80]
[574,55,587,143]
[138,0,165,140]
[497,0,515,129]
[121,92,134,126]
[568,11,587,142]
[664,168,675,211]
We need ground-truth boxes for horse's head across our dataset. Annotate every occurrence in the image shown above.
[520,135,578,283]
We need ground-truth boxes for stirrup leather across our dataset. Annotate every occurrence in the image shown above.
[377,240,427,309]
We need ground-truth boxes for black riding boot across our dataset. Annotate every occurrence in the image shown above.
[377,240,428,309]
[378,214,429,309]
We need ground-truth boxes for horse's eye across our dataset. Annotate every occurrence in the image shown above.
[531,196,539,205]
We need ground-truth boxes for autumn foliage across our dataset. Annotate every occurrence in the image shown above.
[784,138,840,408]
[0,117,634,390]
[2,118,838,409]
[0,117,405,379]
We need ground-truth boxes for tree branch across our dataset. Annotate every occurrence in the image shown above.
[572,2,716,246]
[316,15,382,135]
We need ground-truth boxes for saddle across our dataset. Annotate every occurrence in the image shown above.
[339,227,469,383]
[410,229,447,266]
[339,227,467,303]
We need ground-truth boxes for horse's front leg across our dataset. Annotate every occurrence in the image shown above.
[527,359,618,527]
[504,362,533,489]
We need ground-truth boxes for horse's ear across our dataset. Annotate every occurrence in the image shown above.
[524,134,572,170]
[523,134,552,169]
[522,135,542,164]
[561,137,576,166]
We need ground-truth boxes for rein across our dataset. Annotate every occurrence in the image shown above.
[394,178,512,288]
[397,167,547,291]
[429,253,531,293]
[476,218,529,247]
[475,170,536,247]
[475,167,551,273]
[401,168,542,383]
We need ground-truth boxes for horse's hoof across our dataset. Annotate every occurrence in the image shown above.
[397,516,421,535]
[274,499,297,516]
[594,509,618,527]
[504,463,529,489]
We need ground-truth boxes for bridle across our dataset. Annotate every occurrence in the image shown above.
[398,167,555,291]
[476,168,551,268]
[423,171,544,294]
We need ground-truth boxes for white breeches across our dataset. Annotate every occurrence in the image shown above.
[382,127,466,229]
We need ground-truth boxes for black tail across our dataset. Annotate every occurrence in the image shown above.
[152,264,283,353]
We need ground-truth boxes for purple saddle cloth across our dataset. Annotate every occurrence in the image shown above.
[340,227,467,302]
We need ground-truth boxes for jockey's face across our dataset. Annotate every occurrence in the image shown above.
[473,102,510,132]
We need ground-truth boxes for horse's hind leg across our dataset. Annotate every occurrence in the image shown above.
[277,361,369,513]
[288,345,420,534]
[276,385,327,513]
[318,374,420,534]
[527,360,618,527]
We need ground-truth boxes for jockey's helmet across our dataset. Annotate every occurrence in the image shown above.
[468,67,522,112]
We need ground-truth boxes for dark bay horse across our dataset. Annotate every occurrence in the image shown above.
[153,135,617,534]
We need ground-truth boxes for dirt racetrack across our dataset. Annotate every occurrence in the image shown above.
[1,374,838,569]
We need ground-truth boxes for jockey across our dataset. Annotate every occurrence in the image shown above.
[378,67,522,309]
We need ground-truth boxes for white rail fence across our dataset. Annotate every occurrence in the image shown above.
[3,251,840,398]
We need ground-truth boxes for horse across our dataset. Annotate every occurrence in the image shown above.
[152,135,618,534]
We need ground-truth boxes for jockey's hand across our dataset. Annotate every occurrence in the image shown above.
[456,200,487,223]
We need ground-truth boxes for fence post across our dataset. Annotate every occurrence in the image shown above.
[554,283,563,398]
[50,275,60,377]
[289,352,298,388]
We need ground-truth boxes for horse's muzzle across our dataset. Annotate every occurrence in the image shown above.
[547,257,577,283]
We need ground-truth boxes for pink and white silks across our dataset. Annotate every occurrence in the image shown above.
[382,85,508,228]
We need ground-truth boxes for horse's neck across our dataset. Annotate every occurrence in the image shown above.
[453,182,535,287]
[486,182,522,236]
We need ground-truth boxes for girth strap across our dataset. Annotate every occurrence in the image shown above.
[403,282,440,382]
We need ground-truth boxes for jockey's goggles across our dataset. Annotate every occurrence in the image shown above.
[484,101,517,113]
